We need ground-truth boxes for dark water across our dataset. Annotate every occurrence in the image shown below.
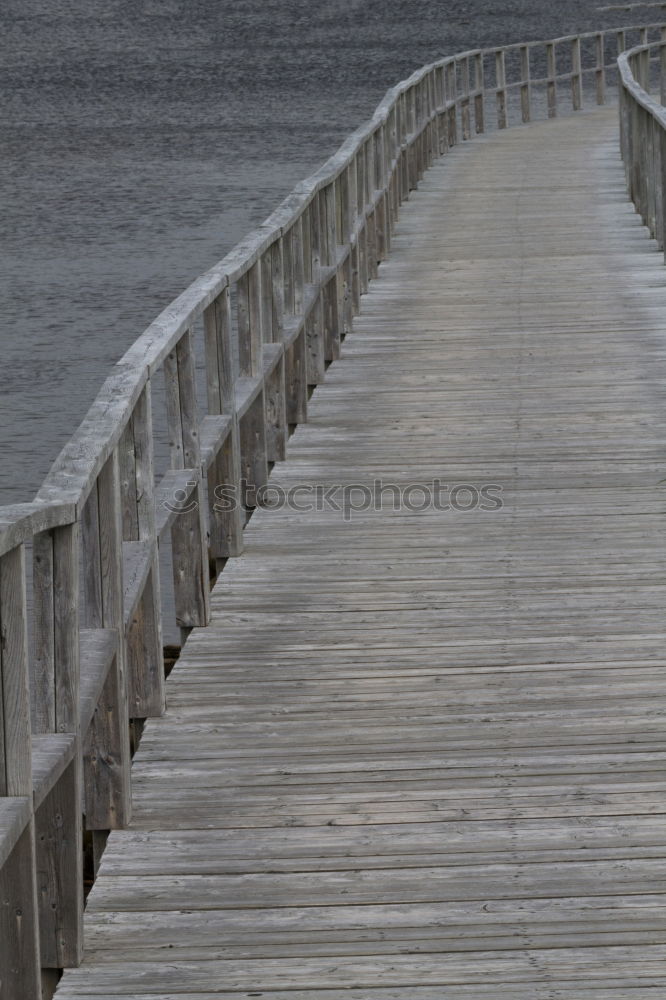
[0,0,644,504]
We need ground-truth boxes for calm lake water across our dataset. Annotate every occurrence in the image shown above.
[0,0,645,504]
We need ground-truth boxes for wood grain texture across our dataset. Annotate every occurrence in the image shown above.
[55,107,666,997]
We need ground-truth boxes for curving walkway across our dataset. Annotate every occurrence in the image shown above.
[56,108,666,997]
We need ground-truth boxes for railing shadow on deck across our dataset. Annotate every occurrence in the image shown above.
[0,20,663,1000]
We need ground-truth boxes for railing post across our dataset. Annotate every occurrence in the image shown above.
[640,27,649,89]
[281,230,308,425]
[164,330,211,628]
[596,33,606,105]
[571,36,582,110]
[365,139,378,279]
[336,169,354,336]
[237,261,270,510]
[203,284,245,563]
[547,42,558,117]
[356,151,369,294]
[306,204,325,386]
[322,183,342,362]
[348,159,361,316]
[81,449,132,831]
[660,124,666,259]
[33,520,84,969]
[520,45,531,123]
[446,61,458,145]
[460,56,471,139]
[260,242,288,463]
[119,383,164,718]
[0,542,42,1000]
[495,49,507,128]
[474,52,485,133]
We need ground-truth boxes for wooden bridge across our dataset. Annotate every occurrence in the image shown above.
[3,23,666,1000]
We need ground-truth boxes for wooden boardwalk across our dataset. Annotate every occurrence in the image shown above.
[54,107,666,997]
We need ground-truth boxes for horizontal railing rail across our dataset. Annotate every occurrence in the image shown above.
[1,20,664,1000]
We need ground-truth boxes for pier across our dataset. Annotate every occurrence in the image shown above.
[2,24,666,999]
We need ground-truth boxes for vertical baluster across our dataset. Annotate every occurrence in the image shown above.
[461,56,471,140]
[204,284,245,562]
[306,202,325,385]
[0,544,41,998]
[496,50,507,129]
[653,111,663,249]
[365,139,378,280]
[337,169,353,336]
[33,520,84,969]
[322,184,342,363]
[655,123,666,253]
[280,229,308,425]
[347,158,361,316]
[647,113,657,239]
[376,124,389,260]
[356,151,369,295]
[237,260,270,510]
[571,37,582,110]
[119,384,164,718]
[595,33,606,105]
[260,244,288,464]
[640,27,649,90]
[164,331,211,627]
[547,42,558,118]
[520,45,531,123]
[474,52,485,133]
[237,261,263,378]
[436,66,448,154]
[82,450,132,829]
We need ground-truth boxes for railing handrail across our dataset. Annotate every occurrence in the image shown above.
[618,38,666,117]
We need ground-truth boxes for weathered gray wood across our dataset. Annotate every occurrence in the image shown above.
[8,23,666,998]
[494,49,506,128]
[0,544,32,797]
[596,33,606,105]
[572,36,583,110]
[35,755,83,968]
[0,822,41,1000]
[82,450,132,830]
[238,390,269,513]
[123,382,164,718]
[237,262,263,378]
[473,52,484,133]
[31,733,76,809]
[78,629,118,735]
[164,329,210,628]
[520,45,531,122]
[263,345,287,463]
[203,287,244,560]
[0,796,31,869]
[547,42,558,117]
[32,522,80,736]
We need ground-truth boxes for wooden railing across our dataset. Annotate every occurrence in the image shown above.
[619,34,666,247]
[1,21,664,1000]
